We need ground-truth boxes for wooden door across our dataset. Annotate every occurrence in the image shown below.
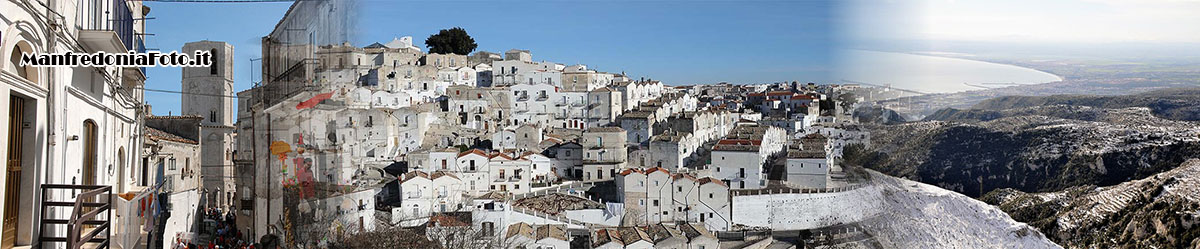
[3,96,25,249]
[82,121,97,185]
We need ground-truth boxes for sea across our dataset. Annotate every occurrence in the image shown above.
[834,50,1063,94]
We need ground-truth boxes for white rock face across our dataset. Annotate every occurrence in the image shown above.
[860,171,1062,249]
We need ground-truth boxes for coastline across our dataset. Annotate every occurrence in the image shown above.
[835,50,1064,95]
[905,51,1065,84]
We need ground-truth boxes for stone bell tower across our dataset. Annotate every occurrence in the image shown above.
[181,40,236,209]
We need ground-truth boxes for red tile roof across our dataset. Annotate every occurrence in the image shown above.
[766,91,793,96]
[716,139,761,146]
[698,177,727,187]
[789,94,816,100]
[618,168,643,176]
[457,149,488,158]
[645,167,670,175]
[145,127,197,144]
[427,214,469,227]
[672,173,698,182]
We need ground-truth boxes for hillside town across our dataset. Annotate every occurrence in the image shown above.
[0,1,883,249]
[217,2,883,248]
[224,38,874,247]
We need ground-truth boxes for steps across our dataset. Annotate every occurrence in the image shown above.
[38,184,112,249]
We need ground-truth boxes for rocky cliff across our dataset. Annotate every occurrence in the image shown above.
[981,159,1200,249]
[847,105,1200,197]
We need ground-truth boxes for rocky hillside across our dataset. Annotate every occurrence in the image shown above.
[852,105,908,125]
[846,105,1200,197]
[969,88,1200,121]
[981,159,1200,249]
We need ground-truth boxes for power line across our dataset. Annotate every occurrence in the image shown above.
[136,0,293,2]
[141,87,245,98]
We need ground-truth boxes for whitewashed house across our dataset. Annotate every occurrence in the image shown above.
[710,124,787,190]
[393,171,466,226]
[616,168,732,230]
[582,127,627,182]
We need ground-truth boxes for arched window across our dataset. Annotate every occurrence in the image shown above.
[8,41,38,83]
[210,49,219,75]
[117,147,126,184]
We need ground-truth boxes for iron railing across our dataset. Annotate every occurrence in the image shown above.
[39,184,112,249]
[77,0,136,51]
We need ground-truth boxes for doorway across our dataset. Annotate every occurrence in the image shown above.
[3,96,25,249]
[83,120,98,185]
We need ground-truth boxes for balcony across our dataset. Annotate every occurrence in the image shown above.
[493,176,522,182]
[78,0,146,80]
[77,0,137,53]
[584,157,624,164]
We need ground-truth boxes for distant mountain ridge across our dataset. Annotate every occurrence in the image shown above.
[966,87,1200,121]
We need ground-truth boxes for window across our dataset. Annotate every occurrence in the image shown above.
[169,158,177,170]
[441,159,447,170]
[140,158,149,187]
[677,186,682,192]
[652,200,659,206]
[469,160,476,171]
[210,110,217,122]
[210,49,219,75]
[709,193,713,198]
[482,222,495,236]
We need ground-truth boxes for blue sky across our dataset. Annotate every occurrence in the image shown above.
[142,0,836,115]
[360,0,835,85]
[142,2,291,116]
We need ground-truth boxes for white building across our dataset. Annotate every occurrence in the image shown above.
[581,127,627,182]
[710,124,787,190]
[393,171,467,226]
[0,1,151,248]
[649,110,740,170]
[492,50,564,87]
[785,134,833,189]
[487,152,533,194]
[616,168,732,231]
[143,123,202,249]
[504,222,570,249]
